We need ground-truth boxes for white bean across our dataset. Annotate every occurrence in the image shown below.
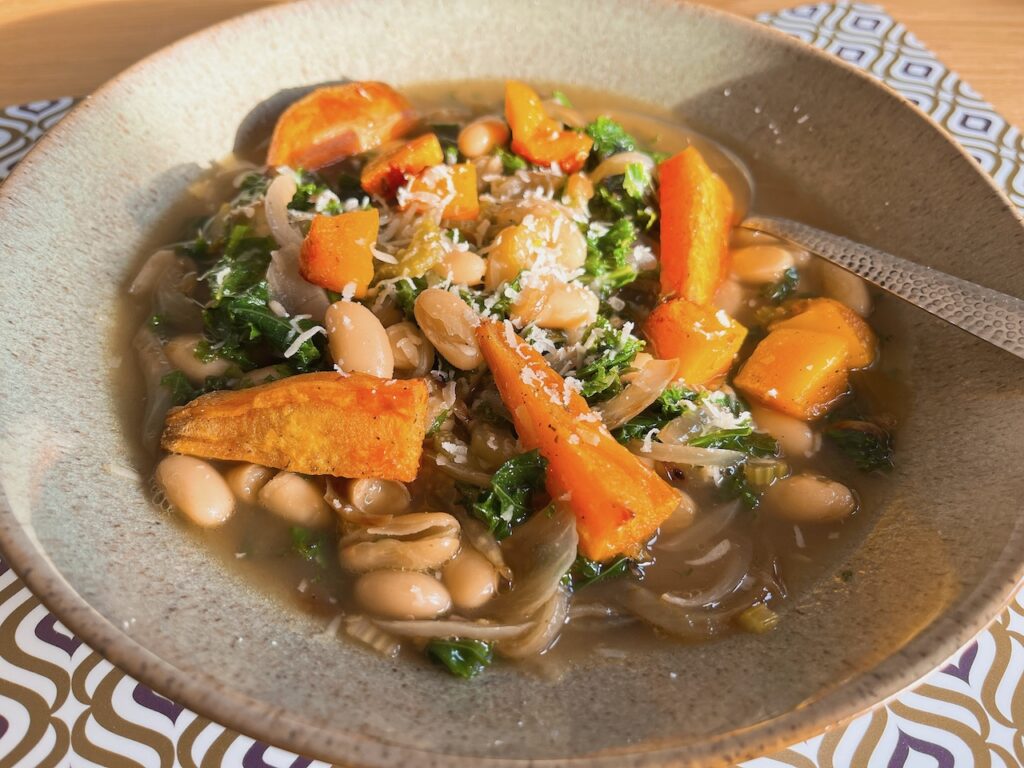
[224,463,275,504]
[325,300,394,378]
[386,321,435,377]
[442,547,498,612]
[510,278,599,330]
[164,334,230,385]
[347,478,411,516]
[431,250,486,286]
[821,262,872,317]
[761,473,857,523]
[457,117,510,158]
[258,472,332,527]
[413,288,482,370]
[156,455,234,527]
[749,403,821,458]
[354,570,452,620]
[730,245,796,284]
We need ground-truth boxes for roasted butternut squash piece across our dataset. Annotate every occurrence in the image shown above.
[644,298,748,388]
[505,81,592,173]
[770,297,877,369]
[298,209,378,296]
[401,162,480,220]
[477,321,681,561]
[162,372,428,481]
[658,147,734,305]
[360,133,444,198]
[734,329,850,420]
[267,82,416,170]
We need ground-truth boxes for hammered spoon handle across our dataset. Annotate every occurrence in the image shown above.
[742,215,1024,361]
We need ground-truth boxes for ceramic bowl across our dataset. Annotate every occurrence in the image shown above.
[1,1,1022,765]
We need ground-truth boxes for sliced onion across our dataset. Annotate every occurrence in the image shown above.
[133,326,174,452]
[657,412,705,444]
[660,539,753,610]
[685,539,732,566]
[128,249,178,296]
[426,451,493,487]
[344,615,400,658]
[267,244,329,323]
[628,440,743,467]
[590,151,657,186]
[497,588,570,659]
[618,583,741,640]
[486,505,578,622]
[658,500,739,553]
[264,173,302,248]
[596,358,678,429]
[454,512,511,580]
[372,618,530,640]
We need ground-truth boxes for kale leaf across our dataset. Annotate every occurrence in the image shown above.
[564,554,630,590]
[611,385,700,443]
[495,146,527,173]
[688,427,779,458]
[719,464,760,509]
[463,450,548,540]
[426,638,494,679]
[584,219,638,296]
[392,276,429,319]
[585,116,637,161]
[591,175,658,232]
[203,224,275,303]
[576,318,645,401]
[290,526,330,570]
[826,423,894,472]
[761,266,799,304]
[160,371,198,406]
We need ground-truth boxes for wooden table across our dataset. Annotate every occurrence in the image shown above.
[1,0,1023,127]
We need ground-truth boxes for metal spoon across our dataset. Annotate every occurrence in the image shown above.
[741,215,1024,361]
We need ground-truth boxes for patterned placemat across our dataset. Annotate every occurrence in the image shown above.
[1,3,1022,766]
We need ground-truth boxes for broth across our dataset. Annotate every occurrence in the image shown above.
[119,80,905,677]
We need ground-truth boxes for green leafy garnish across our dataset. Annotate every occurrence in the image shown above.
[622,162,651,201]
[584,116,636,161]
[761,267,799,304]
[611,386,699,443]
[203,224,275,303]
[720,464,761,509]
[290,526,330,569]
[576,318,645,401]
[495,146,527,173]
[591,176,658,232]
[552,90,573,107]
[826,423,894,472]
[688,427,779,458]
[564,554,630,590]
[658,385,701,415]
[289,174,341,215]
[463,450,548,540]
[426,407,452,436]
[391,276,428,319]
[584,219,638,296]
[426,638,494,679]
[160,371,198,406]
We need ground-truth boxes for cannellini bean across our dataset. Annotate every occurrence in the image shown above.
[156,455,234,527]
[431,250,486,285]
[258,472,332,527]
[164,334,230,385]
[386,321,435,377]
[749,403,821,458]
[225,463,275,504]
[820,261,872,317]
[510,278,599,330]
[761,473,857,523]
[457,116,510,158]
[338,512,462,572]
[590,151,656,186]
[325,300,394,378]
[443,547,498,612]
[413,288,482,370]
[730,245,796,284]
[354,570,452,620]
[347,478,411,516]
[469,422,519,471]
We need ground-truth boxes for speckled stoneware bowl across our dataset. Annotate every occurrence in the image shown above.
[1,0,1023,765]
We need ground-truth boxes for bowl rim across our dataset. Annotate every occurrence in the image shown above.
[1,0,1022,765]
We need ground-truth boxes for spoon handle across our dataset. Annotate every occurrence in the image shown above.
[742,215,1024,361]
